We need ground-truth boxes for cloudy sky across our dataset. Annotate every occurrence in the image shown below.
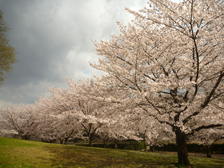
[0,0,150,108]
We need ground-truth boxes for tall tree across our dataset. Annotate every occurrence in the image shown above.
[0,11,17,85]
[91,0,224,166]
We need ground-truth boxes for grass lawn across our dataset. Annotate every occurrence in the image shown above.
[0,137,223,168]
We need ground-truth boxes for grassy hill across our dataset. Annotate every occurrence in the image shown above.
[0,137,223,168]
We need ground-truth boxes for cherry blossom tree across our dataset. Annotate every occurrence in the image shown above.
[1,104,44,140]
[40,132,57,143]
[188,127,224,158]
[66,78,120,147]
[91,0,224,166]
[0,115,17,138]
[96,114,141,149]
[52,112,83,144]
[38,77,112,147]
[37,111,82,144]
[129,112,175,152]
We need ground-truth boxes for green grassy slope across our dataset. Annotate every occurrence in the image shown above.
[0,137,223,168]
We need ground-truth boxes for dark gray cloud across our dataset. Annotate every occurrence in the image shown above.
[0,0,147,107]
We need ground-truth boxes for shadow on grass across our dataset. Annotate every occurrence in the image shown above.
[42,145,178,168]
[188,156,224,168]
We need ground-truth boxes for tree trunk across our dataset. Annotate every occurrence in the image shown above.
[114,140,118,149]
[206,145,212,158]
[64,138,68,145]
[103,139,106,148]
[143,134,147,152]
[21,134,30,140]
[175,128,191,167]
[150,146,155,152]
[89,135,93,147]
[59,138,64,144]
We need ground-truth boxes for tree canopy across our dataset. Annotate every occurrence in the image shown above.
[91,0,224,166]
[0,1,223,167]
[0,11,17,85]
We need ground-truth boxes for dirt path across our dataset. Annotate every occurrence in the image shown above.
[155,151,224,159]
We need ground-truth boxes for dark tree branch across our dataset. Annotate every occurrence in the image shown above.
[183,111,199,125]
[201,72,224,108]
[187,124,223,136]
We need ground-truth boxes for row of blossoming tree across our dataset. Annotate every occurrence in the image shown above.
[1,78,165,147]
[1,0,224,167]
